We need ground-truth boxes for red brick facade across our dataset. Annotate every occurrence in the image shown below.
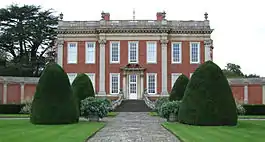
[0,12,264,105]
[0,79,264,104]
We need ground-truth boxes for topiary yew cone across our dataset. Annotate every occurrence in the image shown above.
[169,74,189,101]
[72,73,95,115]
[178,61,238,126]
[30,63,79,124]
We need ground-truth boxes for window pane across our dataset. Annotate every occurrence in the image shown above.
[68,43,77,63]
[171,74,180,88]
[172,43,180,63]
[147,42,156,62]
[191,43,199,63]
[111,74,119,94]
[87,74,95,91]
[129,42,137,63]
[148,74,156,94]
[86,43,95,63]
[111,42,119,62]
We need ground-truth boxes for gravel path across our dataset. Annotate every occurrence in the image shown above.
[87,112,180,142]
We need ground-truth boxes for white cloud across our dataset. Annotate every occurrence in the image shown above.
[1,0,264,76]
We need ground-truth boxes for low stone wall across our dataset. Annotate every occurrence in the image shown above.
[0,76,265,104]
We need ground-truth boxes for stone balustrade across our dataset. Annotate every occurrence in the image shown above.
[58,20,212,33]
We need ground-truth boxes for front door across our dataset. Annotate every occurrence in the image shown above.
[129,74,137,99]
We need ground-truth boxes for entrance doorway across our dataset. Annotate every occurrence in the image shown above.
[129,74,137,99]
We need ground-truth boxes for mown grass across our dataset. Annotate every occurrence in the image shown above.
[0,119,105,142]
[162,120,265,142]
[107,112,119,117]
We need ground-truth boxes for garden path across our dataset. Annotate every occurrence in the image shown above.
[87,112,180,142]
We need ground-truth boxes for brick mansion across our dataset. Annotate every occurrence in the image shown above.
[0,11,264,104]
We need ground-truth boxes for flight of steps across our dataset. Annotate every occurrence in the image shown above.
[114,100,152,112]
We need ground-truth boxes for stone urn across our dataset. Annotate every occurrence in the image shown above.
[168,113,177,122]
[88,115,99,122]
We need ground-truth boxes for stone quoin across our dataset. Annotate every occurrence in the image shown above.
[0,12,264,104]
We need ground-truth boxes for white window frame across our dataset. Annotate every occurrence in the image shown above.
[190,42,200,64]
[128,41,139,63]
[86,73,95,92]
[171,73,182,88]
[190,73,193,78]
[146,73,157,95]
[110,41,120,63]
[110,73,120,95]
[67,73,77,84]
[85,42,95,64]
[171,42,182,64]
[67,42,78,64]
[146,41,157,63]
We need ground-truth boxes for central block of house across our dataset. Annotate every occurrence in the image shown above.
[56,11,214,99]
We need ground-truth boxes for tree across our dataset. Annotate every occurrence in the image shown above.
[222,63,244,78]
[169,74,189,101]
[30,62,79,124]
[0,4,58,77]
[178,61,238,126]
[244,74,260,78]
[72,73,95,115]
[222,63,261,78]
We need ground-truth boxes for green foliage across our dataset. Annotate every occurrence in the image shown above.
[178,61,238,126]
[244,74,260,78]
[222,63,260,78]
[80,97,109,119]
[234,99,246,115]
[237,103,246,115]
[20,97,34,114]
[98,97,113,112]
[159,101,181,120]
[72,73,95,114]
[0,4,58,77]
[169,74,189,101]
[30,63,79,124]
[154,97,169,114]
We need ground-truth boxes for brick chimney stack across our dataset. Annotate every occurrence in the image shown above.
[156,11,166,21]
[101,12,110,20]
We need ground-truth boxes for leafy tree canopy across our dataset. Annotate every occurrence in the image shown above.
[0,4,58,77]
[222,63,260,78]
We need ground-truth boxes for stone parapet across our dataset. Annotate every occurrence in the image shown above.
[0,76,39,84]
[58,20,213,34]
[228,78,265,85]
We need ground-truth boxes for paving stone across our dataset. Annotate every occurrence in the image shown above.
[87,112,180,142]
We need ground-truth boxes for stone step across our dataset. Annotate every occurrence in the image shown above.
[114,100,152,112]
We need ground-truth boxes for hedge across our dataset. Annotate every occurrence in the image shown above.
[30,62,79,124]
[178,61,238,126]
[243,104,265,115]
[0,104,25,114]
[169,74,189,101]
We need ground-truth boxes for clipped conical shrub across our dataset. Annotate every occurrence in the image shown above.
[178,61,238,126]
[30,63,79,124]
[72,73,95,114]
[169,74,189,101]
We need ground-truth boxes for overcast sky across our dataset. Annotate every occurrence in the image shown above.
[1,0,264,77]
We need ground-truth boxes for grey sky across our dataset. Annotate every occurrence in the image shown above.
[1,0,264,76]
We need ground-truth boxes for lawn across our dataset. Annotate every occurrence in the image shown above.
[107,112,119,117]
[238,115,265,119]
[147,112,265,119]
[0,119,105,142]
[0,114,29,118]
[162,120,265,142]
[148,111,159,116]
